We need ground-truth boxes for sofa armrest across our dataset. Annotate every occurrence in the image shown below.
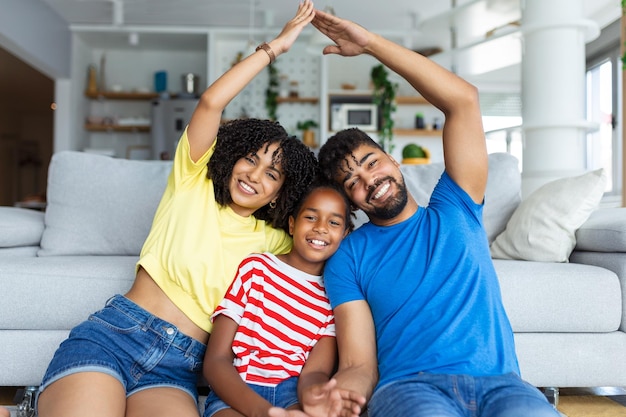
[574,207,626,252]
[570,250,626,332]
[0,207,45,248]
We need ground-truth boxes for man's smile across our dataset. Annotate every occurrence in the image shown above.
[373,182,391,200]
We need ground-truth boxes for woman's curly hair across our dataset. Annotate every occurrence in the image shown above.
[317,128,382,183]
[208,118,319,232]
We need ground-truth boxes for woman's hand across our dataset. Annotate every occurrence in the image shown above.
[272,0,316,56]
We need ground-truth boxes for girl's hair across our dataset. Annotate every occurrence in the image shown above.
[317,128,382,183]
[208,118,319,232]
[292,177,355,232]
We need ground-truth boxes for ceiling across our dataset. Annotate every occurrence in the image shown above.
[38,0,483,32]
[1,0,621,112]
[39,0,620,50]
[38,0,621,84]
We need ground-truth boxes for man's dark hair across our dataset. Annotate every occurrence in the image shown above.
[317,128,382,183]
[208,118,319,232]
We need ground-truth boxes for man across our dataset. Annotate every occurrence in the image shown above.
[272,5,560,417]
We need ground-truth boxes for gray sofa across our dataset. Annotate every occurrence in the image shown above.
[1,150,626,397]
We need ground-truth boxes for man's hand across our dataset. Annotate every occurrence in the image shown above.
[268,379,366,417]
[310,7,372,56]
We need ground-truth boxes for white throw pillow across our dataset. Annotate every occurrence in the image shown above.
[490,169,606,263]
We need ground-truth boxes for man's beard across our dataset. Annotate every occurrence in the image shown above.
[363,176,408,220]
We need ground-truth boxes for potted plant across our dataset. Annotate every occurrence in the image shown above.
[370,64,397,153]
[296,119,319,147]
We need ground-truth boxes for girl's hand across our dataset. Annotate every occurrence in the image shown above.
[268,379,365,417]
[303,379,365,417]
[310,7,371,57]
[272,0,315,56]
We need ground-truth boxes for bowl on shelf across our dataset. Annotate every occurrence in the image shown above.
[401,157,430,165]
[401,143,430,165]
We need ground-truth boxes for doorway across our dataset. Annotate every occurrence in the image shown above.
[0,47,54,206]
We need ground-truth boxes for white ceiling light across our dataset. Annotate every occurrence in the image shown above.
[128,31,139,46]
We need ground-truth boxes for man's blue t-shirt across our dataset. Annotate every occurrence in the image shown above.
[324,172,519,390]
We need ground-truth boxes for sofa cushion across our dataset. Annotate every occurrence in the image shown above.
[490,169,606,262]
[494,259,621,332]
[0,207,44,247]
[39,151,172,256]
[353,153,521,243]
[0,246,39,257]
[402,152,521,244]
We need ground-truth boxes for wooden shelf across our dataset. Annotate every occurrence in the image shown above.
[85,91,160,100]
[393,128,442,137]
[276,97,319,104]
[84,124,151,132]
[396,96,430,105]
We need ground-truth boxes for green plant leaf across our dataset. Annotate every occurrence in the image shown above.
[371,64,398,153]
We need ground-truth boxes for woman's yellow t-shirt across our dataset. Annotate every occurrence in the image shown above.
[138,129,292,333]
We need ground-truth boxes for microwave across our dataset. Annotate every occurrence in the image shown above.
[330,103,379,132]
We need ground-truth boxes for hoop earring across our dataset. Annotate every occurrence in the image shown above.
[269,200,277,209]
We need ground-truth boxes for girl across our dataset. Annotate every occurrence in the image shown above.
[203,181,365,417]
[36,2,318,417]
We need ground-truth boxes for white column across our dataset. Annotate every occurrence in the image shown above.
[521,0,599,197]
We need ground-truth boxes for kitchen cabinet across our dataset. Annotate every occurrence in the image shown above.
[73,31,208,157]
[70,28,458,159]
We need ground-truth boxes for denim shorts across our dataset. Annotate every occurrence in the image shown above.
[38,295,206,402]
[368,372,559,417]
[203,376,299,417]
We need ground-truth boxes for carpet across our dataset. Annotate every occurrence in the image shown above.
[558,396,626,417]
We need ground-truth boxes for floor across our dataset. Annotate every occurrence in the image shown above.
[2,386,626,409]
[559,387,626,407]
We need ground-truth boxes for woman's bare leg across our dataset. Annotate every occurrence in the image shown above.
[126,387,200,417]
[37,372,125,417]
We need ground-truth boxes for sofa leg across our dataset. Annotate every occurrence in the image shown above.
[13,386,37,417]
[543,386,559,409]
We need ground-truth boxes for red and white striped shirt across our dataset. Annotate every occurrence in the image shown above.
[211,252,335,387]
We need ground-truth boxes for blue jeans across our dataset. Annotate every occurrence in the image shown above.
[368,373,560,417]
[38,295,206,402]
[203,376,299,417]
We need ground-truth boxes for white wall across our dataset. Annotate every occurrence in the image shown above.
[0,0,71,79]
